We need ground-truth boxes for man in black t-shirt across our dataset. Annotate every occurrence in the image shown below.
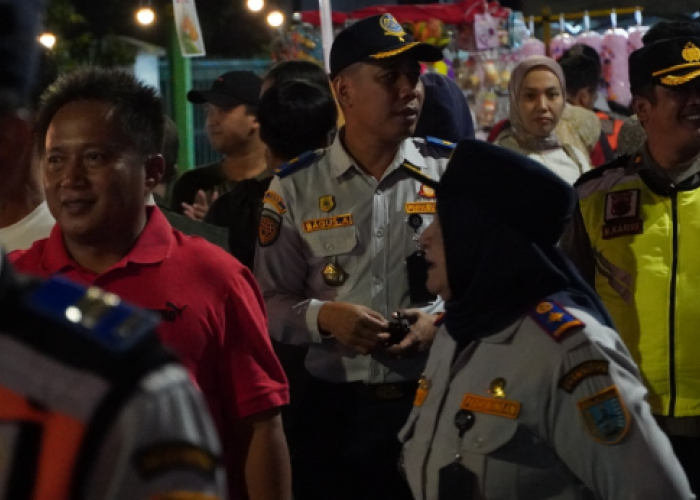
[172,71,268,219]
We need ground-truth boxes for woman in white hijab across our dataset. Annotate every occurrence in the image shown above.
[495,56,593,185]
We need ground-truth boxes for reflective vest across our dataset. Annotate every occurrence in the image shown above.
[595,110,623,152]
[0,273,166,499]
[576,155,700,417]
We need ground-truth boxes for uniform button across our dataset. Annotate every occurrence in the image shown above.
[473,437,484,448]
[374,277,384,285]
[375,229,384,238]
[325,243,334,251]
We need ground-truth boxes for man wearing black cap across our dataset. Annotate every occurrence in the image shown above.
[255,13,449,500]
[400,138,693,499]
[563,21,700,489]
[171,71,268,220]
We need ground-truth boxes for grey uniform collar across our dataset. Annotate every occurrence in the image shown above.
[640,145,700,187]
[328,131,428,179]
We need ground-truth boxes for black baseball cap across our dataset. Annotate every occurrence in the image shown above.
[330,14,443,79]
[187,71,262,107]
[629,37,700,92]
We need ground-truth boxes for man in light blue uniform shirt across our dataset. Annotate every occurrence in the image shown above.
[254,12,451,500]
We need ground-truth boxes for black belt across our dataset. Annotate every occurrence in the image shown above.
[308,376,418,401]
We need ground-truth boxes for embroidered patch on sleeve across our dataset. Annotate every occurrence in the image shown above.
[263,190,287,214]
[134,442,218,480]
[559,360,610,393]
[259,209,282,247]
[578,385,630,444]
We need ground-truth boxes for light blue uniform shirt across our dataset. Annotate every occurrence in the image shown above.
[254,134,451,383]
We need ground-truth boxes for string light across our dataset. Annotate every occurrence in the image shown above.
[247,0,264,12]
[38,33,56,49]
[267,10,284,27]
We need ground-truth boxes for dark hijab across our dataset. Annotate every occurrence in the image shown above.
[434,140,613,342]
[414,73,475,142]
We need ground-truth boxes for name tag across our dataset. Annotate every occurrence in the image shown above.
[460,393,521,419]
[303,214,354,233]
[405,202,436,214]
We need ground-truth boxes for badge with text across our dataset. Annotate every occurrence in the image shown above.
[321,261,348,287]
[603,189,643,239]
[418,184,436,199]
[303,214,353,233]
[259,209,282,247]
[263,190,287,214]
[134,441,218,479]
[578,385,630,444]
[559,360,610,393]
[405,202,436,214]
[487,378,507,398]
[319,195,335,212]
[460,393,521,419]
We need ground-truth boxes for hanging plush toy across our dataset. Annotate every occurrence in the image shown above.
[549,13,575,60]
[602,10,631,106]
[576,11,603,55]
[520,16,545,58]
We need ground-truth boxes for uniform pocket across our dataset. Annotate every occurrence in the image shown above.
[305,226,359,283]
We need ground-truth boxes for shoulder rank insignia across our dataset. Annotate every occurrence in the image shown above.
[426,136,456,149]
[26,276,157,352]
[578,385,630,444]
[275,150,319,179]
[529,301,585,341]
[401,161,439,190]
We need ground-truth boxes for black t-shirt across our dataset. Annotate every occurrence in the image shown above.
[205,176,272,269]
[170,162,230,214]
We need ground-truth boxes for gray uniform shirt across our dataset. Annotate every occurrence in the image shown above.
[400,305,693,499]
[254,135,450,383]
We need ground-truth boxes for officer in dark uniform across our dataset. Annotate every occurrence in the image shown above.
[0,1,225,498]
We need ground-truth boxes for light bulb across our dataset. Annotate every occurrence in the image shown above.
[267,10,284,27]
[136,7,156,26]
[39,33,56,49]
[247,0,264,12]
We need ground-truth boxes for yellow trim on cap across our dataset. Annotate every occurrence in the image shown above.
[369,42,420,60]
[660,68,700,86]
[652,62,700,77]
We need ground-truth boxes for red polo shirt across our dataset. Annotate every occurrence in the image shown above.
[10,206,289,487]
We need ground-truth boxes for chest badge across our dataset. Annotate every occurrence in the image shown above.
[418,184,436,199]
[322,262,348,287]
[319,195,335,212]
[414,373,431,407]
[603,189,643,239]
[487,378,507,398]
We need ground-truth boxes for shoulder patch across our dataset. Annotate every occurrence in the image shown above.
[574,155,632,188]
[25,276,157,352]
[275,150,320,179]
[426,136,456,149]
[559,360,610,393]
[134,441,218,480]
[529,301,585,342]
[578,385,630,444]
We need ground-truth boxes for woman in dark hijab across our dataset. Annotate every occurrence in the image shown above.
[398,139,692,500]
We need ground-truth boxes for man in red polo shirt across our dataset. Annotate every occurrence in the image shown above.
[10,67,291,500]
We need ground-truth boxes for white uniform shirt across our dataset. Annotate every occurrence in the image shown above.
[254,135,450,383]
[400,304,694,499]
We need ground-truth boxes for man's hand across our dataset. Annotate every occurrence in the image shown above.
[318,302,390,355]
[384,309,438,358]
[182,189,218,221]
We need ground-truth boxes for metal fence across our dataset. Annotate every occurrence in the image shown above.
[159,58,272,167]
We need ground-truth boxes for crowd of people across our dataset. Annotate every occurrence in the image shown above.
[1,0,700,498]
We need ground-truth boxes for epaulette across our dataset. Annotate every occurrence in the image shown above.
[25,276,158,353]
[529,300,585,342]
[426,136,456,149]
[274,150,320,179]
[401,160,439,189]
[574,154,633,188]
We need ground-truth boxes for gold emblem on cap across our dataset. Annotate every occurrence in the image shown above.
[488,378,507,398]
[683,42,700,63]
[380,14,406,42]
